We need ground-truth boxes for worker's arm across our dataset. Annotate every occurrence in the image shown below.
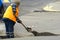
[12,4,22,23]
[12,4,16,15]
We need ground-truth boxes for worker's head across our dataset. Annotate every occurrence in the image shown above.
[12,0,20,7]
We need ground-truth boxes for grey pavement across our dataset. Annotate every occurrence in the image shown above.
[0,0,60,40]
[2,36,60,40]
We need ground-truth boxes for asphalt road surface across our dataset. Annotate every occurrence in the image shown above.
[0,0,60,40]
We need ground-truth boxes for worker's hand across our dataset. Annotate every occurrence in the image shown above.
[26,27,32,32]
[17,19,22,23]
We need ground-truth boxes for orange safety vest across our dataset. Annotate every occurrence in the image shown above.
[3,5,19,22]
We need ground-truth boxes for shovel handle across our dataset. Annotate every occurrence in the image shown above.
[20,22,29,32]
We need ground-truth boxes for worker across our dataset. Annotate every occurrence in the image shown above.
[2,1,21,38]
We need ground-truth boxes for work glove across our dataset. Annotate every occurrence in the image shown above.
[26,27,32,32]
[17,19,22,23]
[16,17,22,23]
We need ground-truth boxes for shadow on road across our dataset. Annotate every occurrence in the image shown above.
[31,31,60,36]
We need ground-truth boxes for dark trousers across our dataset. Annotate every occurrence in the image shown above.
[2,18,15,38]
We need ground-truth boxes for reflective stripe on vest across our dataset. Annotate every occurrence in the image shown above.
[3,5,18,22]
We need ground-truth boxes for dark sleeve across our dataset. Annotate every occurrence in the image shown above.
[12,4,17,15]
[12,4,20,21]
